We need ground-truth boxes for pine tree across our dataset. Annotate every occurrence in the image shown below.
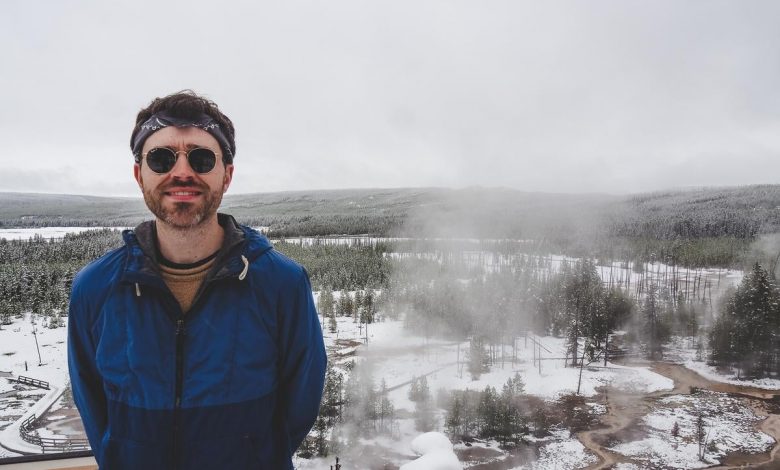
[418,376,430,402]
[336,291,354,318]
[468,336,489,380]
[412,376,434,432]
[642,285,670,359]
[696,413,707,461]
[378,379,394,434]
[313,412,329,457]
[321,363,343,426]
[318,289,334,318]
[362,290,374,324]
[709,263,780,377]
[562,259,606,366]
[509,372,525,395]
[408,377,420,402]
[445,394,464,438]
[476,386,499,438]
[414,393,435,432]
[354,290,364,324]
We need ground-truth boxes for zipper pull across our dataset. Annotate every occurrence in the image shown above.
[175,318,186,409]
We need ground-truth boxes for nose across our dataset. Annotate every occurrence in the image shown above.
[168,151,197,179]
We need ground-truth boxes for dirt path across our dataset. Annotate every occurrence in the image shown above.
[577,389,640,469]
[577,362,780,470]
[650,362,780,400]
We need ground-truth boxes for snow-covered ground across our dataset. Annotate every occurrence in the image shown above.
[0,315,70,394]
[610,390,774,469]
[666,337,780,390]
[513,430,597,470]
[399,432,461,470]
[310,314,676,468]
[0,314,70,456]
[1,307,774,468]
[346,318,674,406]
[310,312,780,469]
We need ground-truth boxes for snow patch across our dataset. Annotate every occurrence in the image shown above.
[410,432,453,455]
[400,433,461,469]
[610,391,774,469]
[400,449,462,470]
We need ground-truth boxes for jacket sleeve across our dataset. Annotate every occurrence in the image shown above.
[67,276,107,463]
[277,268,327,456]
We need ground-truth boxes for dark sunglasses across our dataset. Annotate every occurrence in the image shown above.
[142,147,220,174]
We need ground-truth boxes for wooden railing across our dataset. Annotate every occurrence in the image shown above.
[19,414,91,454]
[14,375,50,390]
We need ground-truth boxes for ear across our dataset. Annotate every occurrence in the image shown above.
[222,164,234,193]
[134,163,143,189]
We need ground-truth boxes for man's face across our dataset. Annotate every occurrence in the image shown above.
[134,126,234,230]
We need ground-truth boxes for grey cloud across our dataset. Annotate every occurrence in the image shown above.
[1,0,779,196]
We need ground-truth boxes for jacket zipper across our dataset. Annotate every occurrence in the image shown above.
[175,318,185,407]
[171,275,223,469]
[173,317,185,469]
[132,267,238,468]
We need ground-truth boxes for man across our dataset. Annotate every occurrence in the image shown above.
[68,90,327,470]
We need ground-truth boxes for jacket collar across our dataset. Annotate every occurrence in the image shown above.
[120,213,273,286]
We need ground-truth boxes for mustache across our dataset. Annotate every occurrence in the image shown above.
[161,179,207,191]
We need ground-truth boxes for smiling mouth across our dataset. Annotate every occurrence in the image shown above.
[166,191,201,196]
[163,189,203,200]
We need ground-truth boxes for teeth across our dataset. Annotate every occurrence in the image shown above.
[171,192,197,196]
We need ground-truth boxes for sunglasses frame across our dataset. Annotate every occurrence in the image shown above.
[141,147,222,175]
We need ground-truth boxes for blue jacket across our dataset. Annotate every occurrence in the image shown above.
[68,215,327,469]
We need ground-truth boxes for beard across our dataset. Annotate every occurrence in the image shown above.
[142,180,224,230]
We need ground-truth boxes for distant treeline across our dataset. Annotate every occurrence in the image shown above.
[606,186,780,239]
[0,229,122,325]
[0,229,392,325]
[3,186,780,268]
[242,215,404,238]
[274,242,391,290]
[576,236,754,269]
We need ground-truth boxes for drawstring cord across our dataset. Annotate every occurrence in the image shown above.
[133,256,248,295]
[238,255,249,281]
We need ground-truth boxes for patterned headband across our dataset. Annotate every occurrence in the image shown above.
[131,111,234,162]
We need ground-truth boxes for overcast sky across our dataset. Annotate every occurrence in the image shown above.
[1,1,778,197]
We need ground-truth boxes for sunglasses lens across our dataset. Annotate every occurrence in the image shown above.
[144,148,218,174]
[187,148,218,173]
[145,148,177,173]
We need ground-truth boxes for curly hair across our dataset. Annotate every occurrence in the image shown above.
[130,90,236,163]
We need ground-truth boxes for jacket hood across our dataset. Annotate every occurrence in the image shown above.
[120,213,273,285]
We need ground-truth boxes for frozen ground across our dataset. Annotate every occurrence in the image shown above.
[0,314,69,394]
[313,312,779,469]
[666,336,780,390]
[513,430,597,470]
[610,390,774,469]
[342,317,674,408]
[315,314,675,468]
[0,314,69,456]
[399,432,461,470]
